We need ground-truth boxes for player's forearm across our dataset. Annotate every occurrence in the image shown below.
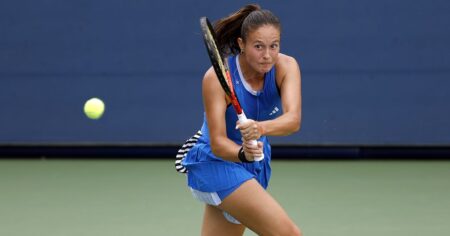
[259,112,301,136]
[210,136,240,162]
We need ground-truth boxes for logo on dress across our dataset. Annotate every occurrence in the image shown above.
[269,106,280,116]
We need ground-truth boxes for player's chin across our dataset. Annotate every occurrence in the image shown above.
[259,63,274,73]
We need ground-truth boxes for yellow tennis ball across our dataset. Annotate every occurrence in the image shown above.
[84,97,105,120]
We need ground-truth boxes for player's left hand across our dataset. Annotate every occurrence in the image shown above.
[242,139,264,161]
[236,119,263,141]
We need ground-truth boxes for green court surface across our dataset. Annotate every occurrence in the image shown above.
[1,160,449,236]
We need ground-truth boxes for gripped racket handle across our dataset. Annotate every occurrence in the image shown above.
[237,113,264,161]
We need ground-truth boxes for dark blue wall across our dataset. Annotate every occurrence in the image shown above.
[1,0,449,145]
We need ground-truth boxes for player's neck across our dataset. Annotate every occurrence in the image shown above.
[238,55,264,84]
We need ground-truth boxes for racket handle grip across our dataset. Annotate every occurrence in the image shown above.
[237,113,265,161]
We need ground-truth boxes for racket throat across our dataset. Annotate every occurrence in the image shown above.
[237,112,247,122]
[231,100,243,115]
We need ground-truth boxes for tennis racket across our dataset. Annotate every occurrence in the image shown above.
[200,17,264,161]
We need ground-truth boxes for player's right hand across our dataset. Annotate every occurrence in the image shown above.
[236,119,263,141]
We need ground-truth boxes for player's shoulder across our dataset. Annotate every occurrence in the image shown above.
[202,66,222,90]
[275,53,300,79]
[276,53,299,70]
[202,66,217,82]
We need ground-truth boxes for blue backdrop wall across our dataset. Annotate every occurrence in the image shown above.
[1,0,449,145]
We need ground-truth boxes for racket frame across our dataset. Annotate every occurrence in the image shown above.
[200,17,264,161]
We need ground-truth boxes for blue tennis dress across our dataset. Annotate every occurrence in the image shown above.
[182,54,282,197]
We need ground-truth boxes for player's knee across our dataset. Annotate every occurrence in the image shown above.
[280,224,302,236]
[268,221,301,236]
[292,225,302,236]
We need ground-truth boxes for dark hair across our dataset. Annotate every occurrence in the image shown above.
[214,4,281,56]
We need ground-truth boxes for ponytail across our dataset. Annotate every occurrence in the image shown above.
[214,4,260,56]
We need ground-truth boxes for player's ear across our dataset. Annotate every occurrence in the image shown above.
[237,37,244,53]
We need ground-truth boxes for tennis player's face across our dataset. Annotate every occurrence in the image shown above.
[240,25,280,74]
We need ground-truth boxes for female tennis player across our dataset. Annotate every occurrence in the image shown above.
[178,4,302,236]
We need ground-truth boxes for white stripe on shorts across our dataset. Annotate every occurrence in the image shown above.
[190,188,222,206]
[189,188,241,224]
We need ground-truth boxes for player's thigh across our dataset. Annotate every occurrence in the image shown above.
[201,204,246,236]
[218,179,301,236]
